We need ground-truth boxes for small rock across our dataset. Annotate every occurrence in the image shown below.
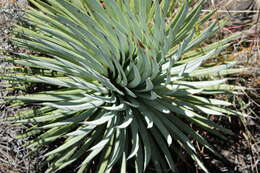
[0,15,7,25]
[255,0,260,9]
[228,0,255,11]
[16,0,28,9]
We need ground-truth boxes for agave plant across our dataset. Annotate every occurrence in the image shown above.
[3,0,242,172]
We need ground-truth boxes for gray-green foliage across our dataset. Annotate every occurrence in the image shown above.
[3,0,242,172]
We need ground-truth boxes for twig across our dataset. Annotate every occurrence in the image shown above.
[202,9,259,13]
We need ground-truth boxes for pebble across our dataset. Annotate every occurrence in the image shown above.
[228,0,255,11]
[16,0,28,9]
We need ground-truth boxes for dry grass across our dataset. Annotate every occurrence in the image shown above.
[0,1,42,173]
[201,1,260,172]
